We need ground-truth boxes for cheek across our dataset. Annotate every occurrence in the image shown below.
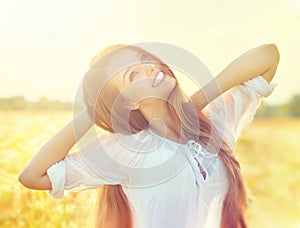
[157,79,176,93]
[149,84,176,101]
[121,84,149,104]
[121,79,176,103]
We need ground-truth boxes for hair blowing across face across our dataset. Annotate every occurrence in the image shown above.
[82,44,249,228]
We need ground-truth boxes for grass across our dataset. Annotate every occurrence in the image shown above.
[0,111,97,228]
[0,111,299,227]
[236,118,300,228]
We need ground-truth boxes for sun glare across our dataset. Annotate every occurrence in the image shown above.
[289,0,300,7]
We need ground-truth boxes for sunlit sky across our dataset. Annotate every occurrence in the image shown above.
[1,0,299,105]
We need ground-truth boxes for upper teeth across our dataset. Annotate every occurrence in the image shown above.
[153,71,164,87]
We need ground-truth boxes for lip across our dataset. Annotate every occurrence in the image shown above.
[152,71,166,87]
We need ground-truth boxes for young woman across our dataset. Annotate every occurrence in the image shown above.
[19,43,279,228]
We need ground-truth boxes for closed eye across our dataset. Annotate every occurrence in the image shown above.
[129,71,138,82]
[122,67,136,83]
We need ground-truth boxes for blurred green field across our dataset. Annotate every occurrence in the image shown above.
[0,111,299,228]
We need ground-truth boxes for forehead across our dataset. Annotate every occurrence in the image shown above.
[107,47,160,81]
[106,46,161,71]
[93,46,163,94]
[109,47,142,66]
[102,48,140,92]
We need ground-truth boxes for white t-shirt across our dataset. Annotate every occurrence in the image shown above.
[46,76,275,228]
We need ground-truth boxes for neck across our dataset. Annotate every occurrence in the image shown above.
[139,100,181,142]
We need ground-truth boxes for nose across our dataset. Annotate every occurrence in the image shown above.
[144,64,155,76]
[133,64,155,80]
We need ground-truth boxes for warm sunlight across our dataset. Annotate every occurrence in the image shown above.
[0,0,300,105]
[1,1,300,228]
[288,0,300,7]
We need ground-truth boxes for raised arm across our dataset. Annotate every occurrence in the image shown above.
[18,110,94,190]
[191,44,280,110]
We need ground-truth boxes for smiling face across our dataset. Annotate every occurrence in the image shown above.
[106,47,178,108]
[83,44,182,134]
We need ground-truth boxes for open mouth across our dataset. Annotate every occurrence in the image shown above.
[152,71,166,87]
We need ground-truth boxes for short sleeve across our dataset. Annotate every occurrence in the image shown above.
[47,160,66,199]
[203,76,276,150]
[46,134,137,199]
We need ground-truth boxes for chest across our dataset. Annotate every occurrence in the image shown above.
[123,157,228,209]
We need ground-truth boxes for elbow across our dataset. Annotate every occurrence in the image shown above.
[266,43,280,64]
[18,172,30,188]
[19,169,51,190]
[18,171,35,189]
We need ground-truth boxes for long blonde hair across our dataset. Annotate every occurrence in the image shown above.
[83,44,248,228]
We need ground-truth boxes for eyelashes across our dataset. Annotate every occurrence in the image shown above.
[129,71,138,82]
[127,64,155,82]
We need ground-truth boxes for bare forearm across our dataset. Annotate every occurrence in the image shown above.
[191,44,280,109]
[19,110,93,189]
[214,44,279,90]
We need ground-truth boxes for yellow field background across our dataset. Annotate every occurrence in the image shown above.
[1,111,299,228]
